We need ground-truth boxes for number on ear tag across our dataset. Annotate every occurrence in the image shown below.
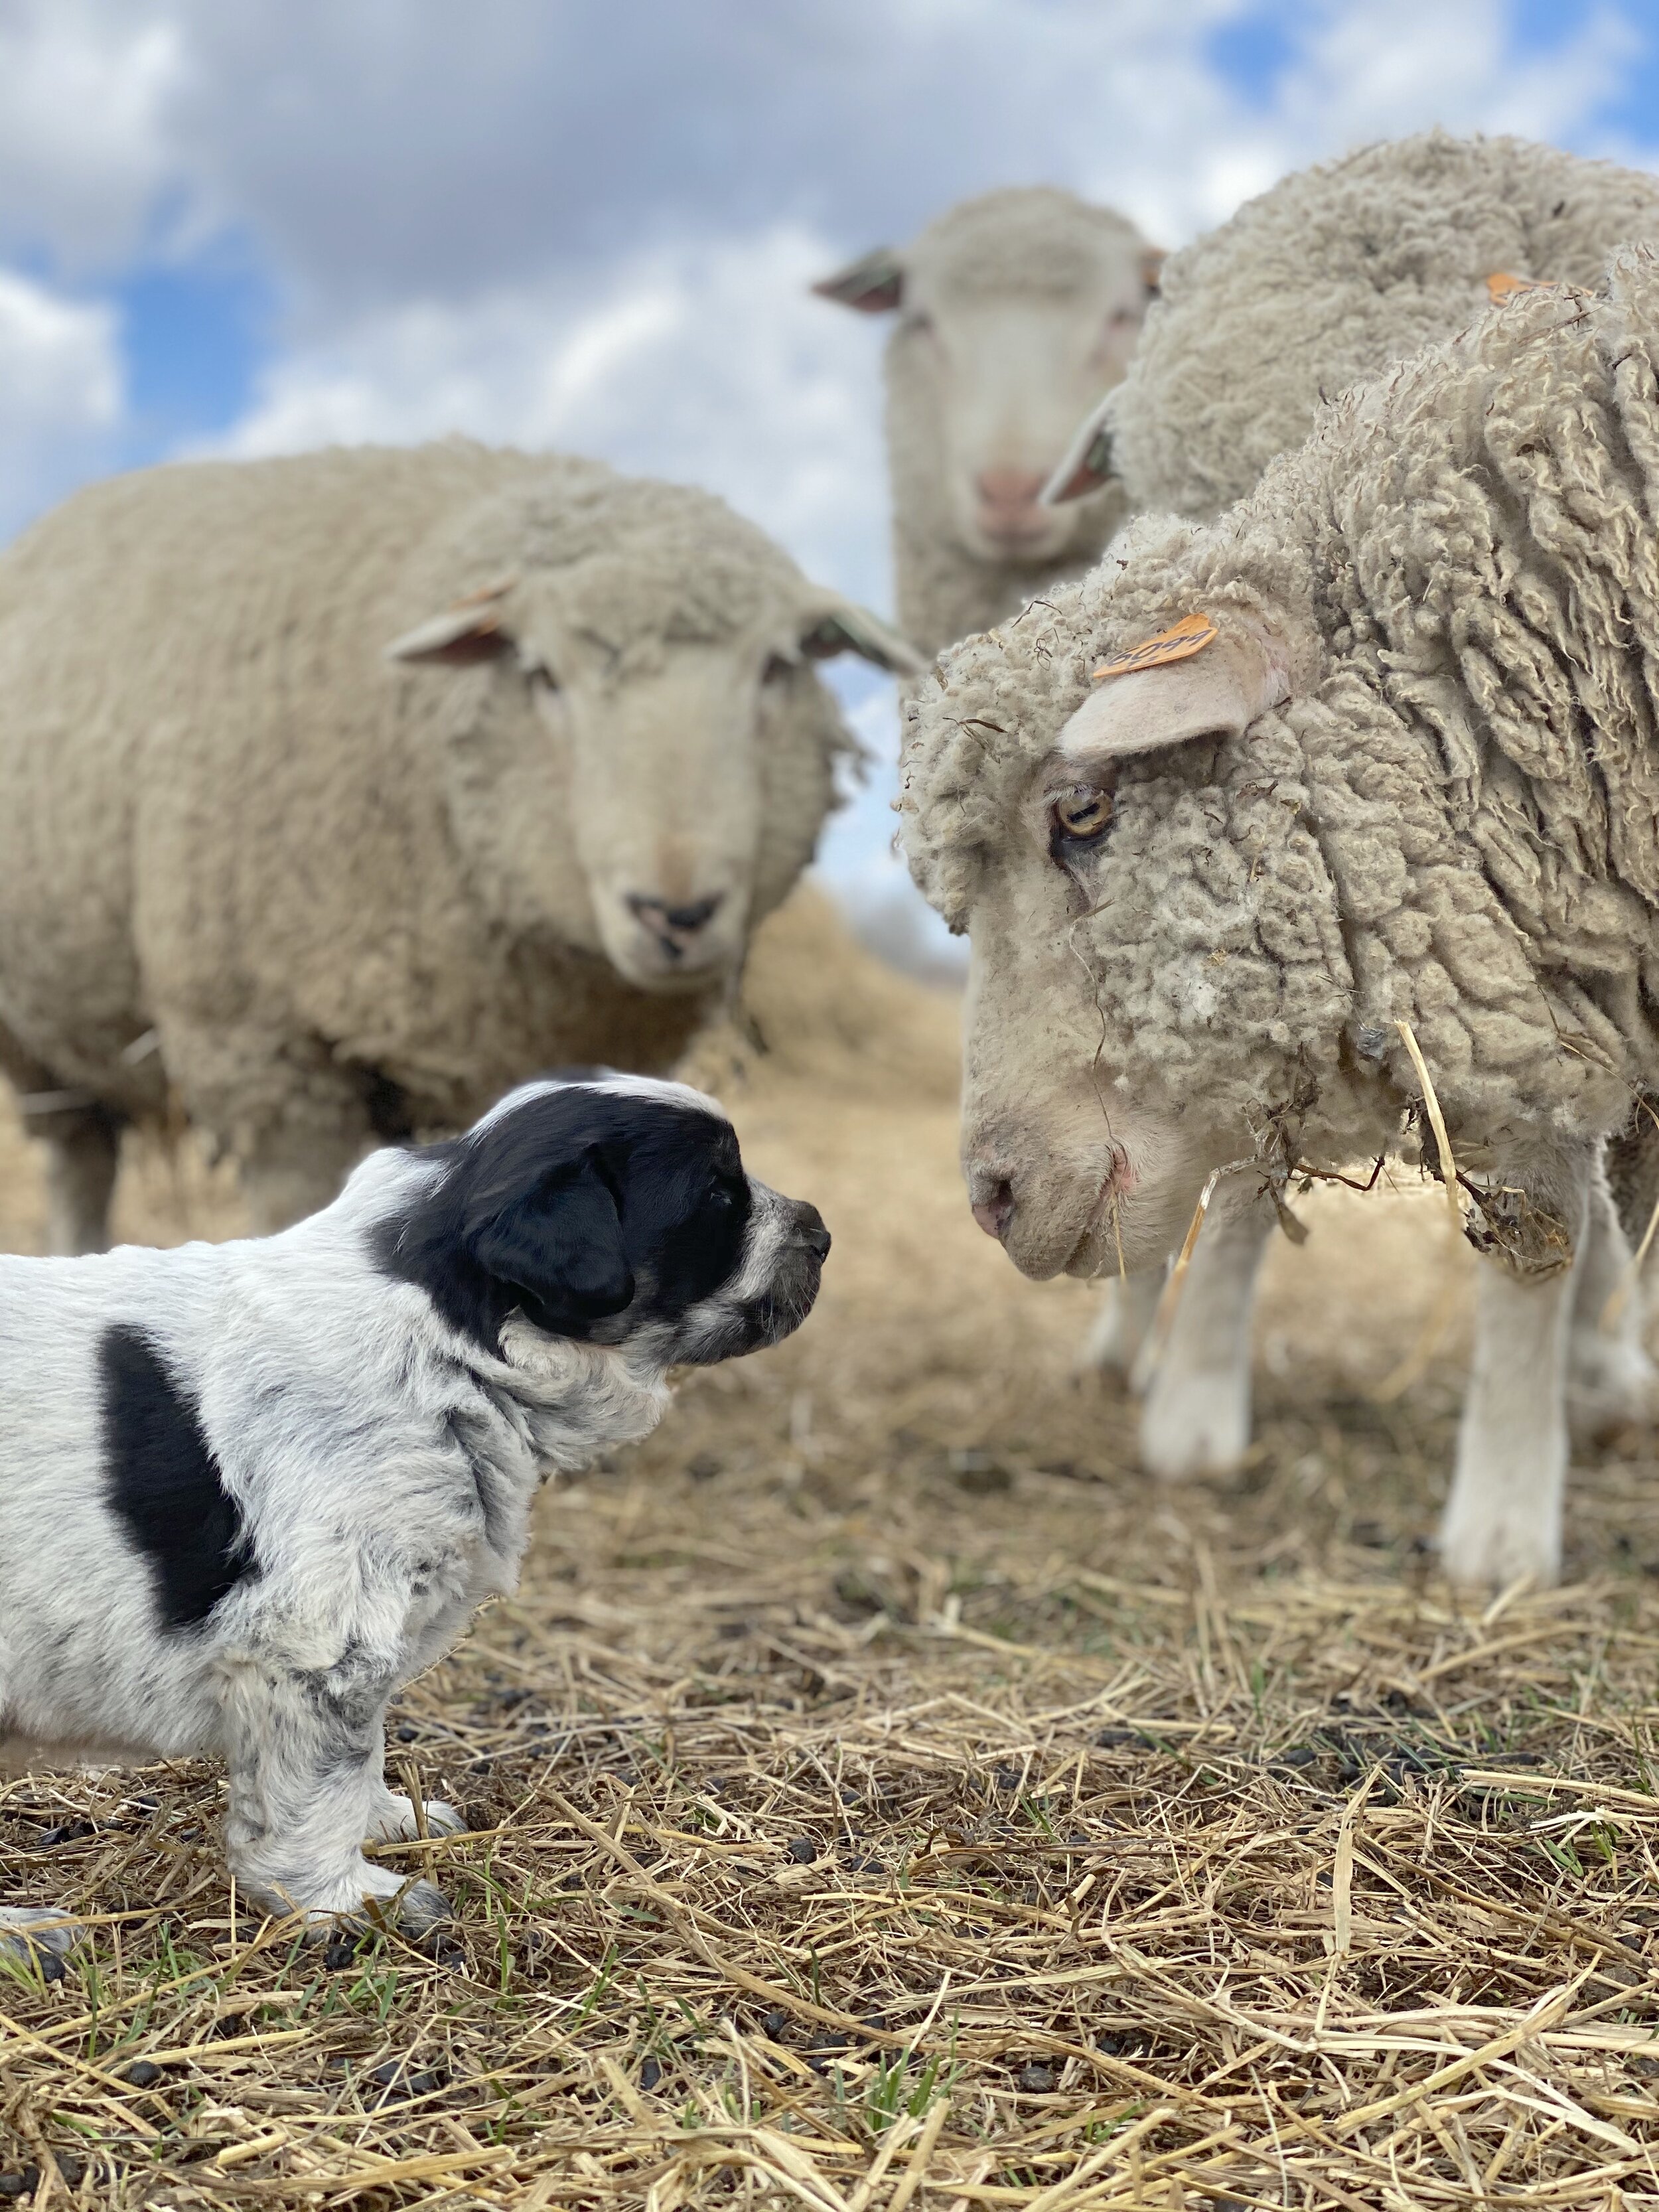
[1090,611,1218,683]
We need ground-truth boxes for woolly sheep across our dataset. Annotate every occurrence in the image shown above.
[814,187,1160,658]
[0,441,920,1250]
[1047,130,1659,1428]
[1050,130,1659,519]
[901,250,1659,1588]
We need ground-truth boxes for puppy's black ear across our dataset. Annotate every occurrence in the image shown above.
[469,1155,634,1329]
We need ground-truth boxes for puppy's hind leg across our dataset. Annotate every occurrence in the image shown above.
[0,1904,84,1982]
[220,1664,450,1933]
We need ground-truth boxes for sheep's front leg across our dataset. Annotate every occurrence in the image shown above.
[1441,1259,1578,1588]
[220,1666,449,1931]
[1139,1189,1275,1479]
[1076,1272,1164,1381]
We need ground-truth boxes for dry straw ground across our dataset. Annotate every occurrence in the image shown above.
[3,895,1659,2210]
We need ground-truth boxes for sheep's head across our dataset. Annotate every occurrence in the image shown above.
[815,188,1160,565]
[388,494,922,994]
[900,557,1350,1282]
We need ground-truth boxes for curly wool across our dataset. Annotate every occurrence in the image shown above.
[886,188,1146,656]
[902,252,1659,1161]
[1107,131,1659,520]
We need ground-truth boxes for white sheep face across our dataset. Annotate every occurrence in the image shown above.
[899,277,1150,563]
[951,627,1319,1282]
[388,578,917,995]
[816,192,1157,569]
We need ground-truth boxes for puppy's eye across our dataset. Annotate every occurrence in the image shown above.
[1049,786,1113,854]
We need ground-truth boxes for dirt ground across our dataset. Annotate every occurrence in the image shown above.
[3,895,1659,2209]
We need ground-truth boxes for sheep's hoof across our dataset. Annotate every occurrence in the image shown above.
[1567,1335,1655,1445]
[1437,1512,1561,1593]
[1139,1372,1250,1479]
[0,1906,84,1982]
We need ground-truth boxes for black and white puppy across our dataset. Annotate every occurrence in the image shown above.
[0,1075,828,1961]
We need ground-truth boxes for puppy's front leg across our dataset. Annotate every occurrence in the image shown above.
[220,1664,449,1931]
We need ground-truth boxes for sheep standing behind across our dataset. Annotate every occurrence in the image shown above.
[814,188,1160,658]
[0,443,920,1250]
[1044,131,1659,1457]
[901,249,1659,1585]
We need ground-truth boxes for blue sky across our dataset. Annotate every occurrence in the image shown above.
[1,0,1654,937]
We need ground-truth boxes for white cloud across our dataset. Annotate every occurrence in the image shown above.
[0,1,182,267]
[0,271,121,537]
[213,224,891,605]
[1270,0,1641,152]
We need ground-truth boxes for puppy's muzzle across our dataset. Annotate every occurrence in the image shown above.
[753,1199,830,1348]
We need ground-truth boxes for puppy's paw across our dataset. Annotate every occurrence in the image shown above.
[388,1879,452,1935]
[236,1854,452,1934]
[0,1905,83,1982]
[370,1791,467,1842]
[1139,1369,1250,1480]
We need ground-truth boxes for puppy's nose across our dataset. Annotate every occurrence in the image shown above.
[970,1178,1013,1242]
[792,1201,831,1260]
[626,891,725,959]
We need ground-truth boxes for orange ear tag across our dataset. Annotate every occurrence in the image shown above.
[1487,271,1555,304]
[1090,611,1218,682]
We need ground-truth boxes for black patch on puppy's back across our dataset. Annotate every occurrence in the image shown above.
[101,1324,255,1629]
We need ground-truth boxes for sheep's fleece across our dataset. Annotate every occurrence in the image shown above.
[821,188,1155,657]
[0,443,910,1242]
[1100,131,1659,520]
[902,254,1659,1578]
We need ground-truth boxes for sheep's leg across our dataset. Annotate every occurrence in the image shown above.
[39,1105,121,1255]
[1138,1190,1275,1479]
[1441,1147,1596,1589]
[1565,1159,1654,1441]
[1076,1272,1164,1381]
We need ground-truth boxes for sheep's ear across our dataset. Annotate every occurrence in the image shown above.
[811,249,904,313]
[385,577,521,666]
[1042,394,1118,506]
[1058,627,1289,764]
[798,604,927,678]
[468,1155,634,1329]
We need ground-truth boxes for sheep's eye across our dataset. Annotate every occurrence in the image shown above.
[1049,786,1113,853]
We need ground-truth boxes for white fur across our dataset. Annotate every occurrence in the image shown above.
[0,1078,810,1956]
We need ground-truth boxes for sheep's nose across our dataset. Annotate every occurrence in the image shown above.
[970,1179,1014,1242]
[626,891,725,958]
[975,469,1049,535]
